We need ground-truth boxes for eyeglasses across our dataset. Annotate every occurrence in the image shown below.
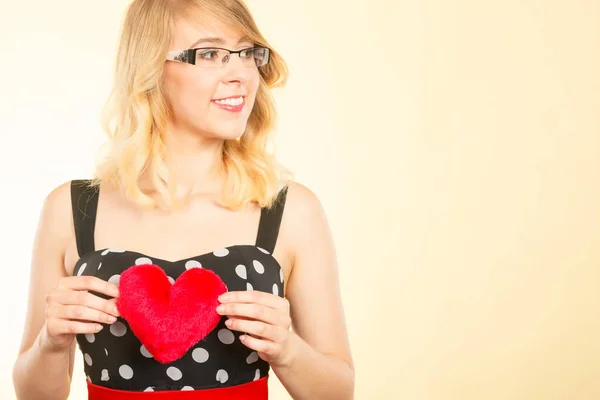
[166,46,270,68]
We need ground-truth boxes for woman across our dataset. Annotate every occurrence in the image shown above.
[11,0,354,399]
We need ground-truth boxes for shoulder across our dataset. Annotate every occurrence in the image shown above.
[282,181,324,218]
[42,180,75,220]
[280,181,331,254]
[45,179,99,217]
[35,180,78,255]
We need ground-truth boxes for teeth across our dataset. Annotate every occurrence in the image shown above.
[214,97,243,106]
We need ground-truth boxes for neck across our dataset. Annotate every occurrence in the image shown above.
[140,127,228,197]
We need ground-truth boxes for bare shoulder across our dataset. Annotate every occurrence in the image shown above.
[41,180,75,235]
[38,180,76,264]
[280,181,331,262]
[283,180,325,221]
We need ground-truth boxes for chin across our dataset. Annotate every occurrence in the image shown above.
[211,122,248,140]
[211,128,246,141]
[192,119,249,141]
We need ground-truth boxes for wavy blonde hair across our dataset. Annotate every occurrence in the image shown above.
[92,0,293,210]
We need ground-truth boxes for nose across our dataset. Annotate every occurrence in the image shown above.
[221,53,251,83]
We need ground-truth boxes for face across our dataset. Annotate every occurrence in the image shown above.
[162,17,261,141]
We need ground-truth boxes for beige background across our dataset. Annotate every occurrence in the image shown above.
[1,0,599,399]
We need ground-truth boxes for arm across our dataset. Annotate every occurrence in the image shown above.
[272,182,355,399]
[12,182,75,400]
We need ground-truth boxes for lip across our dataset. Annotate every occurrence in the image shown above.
[212,95,246,101]
[211,96,245,113]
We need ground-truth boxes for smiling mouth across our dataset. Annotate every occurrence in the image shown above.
[212,96,244,106]
[211,96,245,113]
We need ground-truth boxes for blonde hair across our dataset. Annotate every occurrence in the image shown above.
[92,0,293,210]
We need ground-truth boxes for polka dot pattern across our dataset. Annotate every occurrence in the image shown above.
[167,366,183,381]
[216,369,229,383]
[119,365,134,380]
[77,263,87,276]
[192,347,209,363]
[246,351,259,364]
[74,244,281,391]
[185,260,202,270]
[101,248,126,256]
[108,274,120,286]
[257,247,269,254]
[253,260,265,274]
[235,264,247,279]
[135,257,153,265]
[213,248,229,257]
[110,321,127,337]
[217,329,235,345]
[140,345,153,358]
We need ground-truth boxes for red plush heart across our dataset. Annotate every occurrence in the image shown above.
[116,264,228,364]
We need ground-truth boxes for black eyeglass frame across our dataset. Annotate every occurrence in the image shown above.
[165,46,271,67]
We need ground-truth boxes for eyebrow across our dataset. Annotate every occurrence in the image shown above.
[189,36,254,48]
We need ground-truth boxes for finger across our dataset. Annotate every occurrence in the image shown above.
[50,290,120,318]
[49,304,118,325]
[218,291,288,311]
[239,333,281,356]
[225,318,287,342]
[217,303,288,327]
[48,319,104,336]
[57,276,119,298]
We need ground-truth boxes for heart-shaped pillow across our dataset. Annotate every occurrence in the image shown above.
[116,264,228,364]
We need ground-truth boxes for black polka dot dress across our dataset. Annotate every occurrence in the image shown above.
[70,180,288,399]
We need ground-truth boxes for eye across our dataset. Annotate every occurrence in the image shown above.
[198,49,220,60]
[240,48,255,59]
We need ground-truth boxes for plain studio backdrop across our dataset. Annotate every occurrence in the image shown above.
[1,0,599,399]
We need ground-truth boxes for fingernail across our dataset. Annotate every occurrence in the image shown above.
[216,305,225,313]
[225,319,232,327]
[96,325,103,332]
[114,307,120,317]
[219,293,229,301]
[108,316,117,323]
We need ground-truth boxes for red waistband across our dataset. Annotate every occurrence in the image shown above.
[87,376,268,400]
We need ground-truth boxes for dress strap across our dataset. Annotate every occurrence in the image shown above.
[70,179,99,258]
[255,185,289,254]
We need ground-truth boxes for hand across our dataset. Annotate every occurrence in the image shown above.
[216,290,294,367]
[42,276,120,352]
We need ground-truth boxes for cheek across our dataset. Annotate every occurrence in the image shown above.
[245,74,261,108]
[164,71,215,121]
[249,72,261,92]
[179,82,212,114]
